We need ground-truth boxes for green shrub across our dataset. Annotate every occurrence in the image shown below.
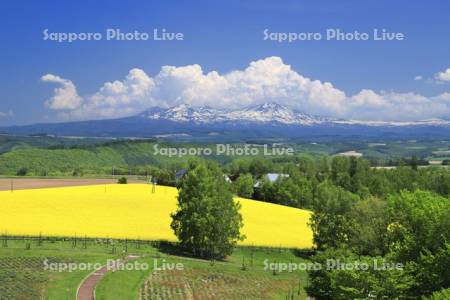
[423,288,450,300]
[16,167,28,176]
[117,177,127,184]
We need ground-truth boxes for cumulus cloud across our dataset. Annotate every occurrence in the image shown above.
[68,68,155,120]
[41,74,83,110]
[41,57,450,121]
[435,68,450,82]
[147,57,347,117]
[414,75,423,81]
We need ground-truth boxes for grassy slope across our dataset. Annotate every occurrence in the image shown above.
[0,135,109,154]
[95,256,154,300]
[0,147,124,174]
[0,240,123,300]
[0,240,310,300]
[96,247,309,300]
[0,141,189,175]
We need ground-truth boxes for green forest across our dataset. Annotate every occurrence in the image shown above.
[218,156,450,299]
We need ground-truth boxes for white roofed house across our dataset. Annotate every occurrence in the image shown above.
[254,173,289,188]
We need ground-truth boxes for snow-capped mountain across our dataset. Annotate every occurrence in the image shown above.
[224,103,327,125]
[143,104,221,123]
[140,103,450,127]
[2,102,450,140]
[141,103,330,125]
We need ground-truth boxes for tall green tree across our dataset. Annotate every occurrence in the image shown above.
[274,175,313,208]
[348,197,389,256]
[233,173,254,198]
[410,155,419,171]
[171,160,244,259]
[316,156,330,182]
[331,156,351,190]
[310,181,359,250]
[297,154,316,179]
[386,190,450,262]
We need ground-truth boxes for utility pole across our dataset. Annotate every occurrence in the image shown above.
[149,176,156,193]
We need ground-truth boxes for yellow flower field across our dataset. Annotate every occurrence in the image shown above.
[0,184,313,248]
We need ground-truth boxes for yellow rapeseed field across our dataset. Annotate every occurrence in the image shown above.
[0,184,313,248]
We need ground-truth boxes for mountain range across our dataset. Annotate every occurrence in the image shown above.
[140,103,329,125]
[2,103,450,141]
[140,103,450,127]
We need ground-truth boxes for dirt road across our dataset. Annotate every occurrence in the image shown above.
[0,178,143,190]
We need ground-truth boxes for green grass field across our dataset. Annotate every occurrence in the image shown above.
[0,239,310,299]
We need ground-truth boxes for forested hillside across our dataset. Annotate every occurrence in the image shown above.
[0,140,165,175]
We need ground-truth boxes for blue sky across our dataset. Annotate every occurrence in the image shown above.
[1,0,450,125]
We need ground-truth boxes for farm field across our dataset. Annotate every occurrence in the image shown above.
[0,184,313,249]
[98,247,309,300]
[0,239,310,299]
[0,239,124,299]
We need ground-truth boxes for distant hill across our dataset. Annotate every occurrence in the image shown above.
[0,141,164,176]
[1,103,450,141]
[0,135,110,154]
[0,136,449,176]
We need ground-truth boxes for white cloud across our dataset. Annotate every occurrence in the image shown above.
[0,110,14,117]
[41,74,83,110]
[347,90,450,121]
[68,68,155,120]
[435,68,450,82]
[414,75,423,81]
[41,57,450,121]
[147,57,347,117]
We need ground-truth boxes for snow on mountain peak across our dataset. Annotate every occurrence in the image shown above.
[226,102,317,124]
[143,104,220,122]
[141,103,323,125]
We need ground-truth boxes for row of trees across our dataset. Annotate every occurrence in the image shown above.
[227,155,449,209]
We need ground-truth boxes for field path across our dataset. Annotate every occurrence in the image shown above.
[76,255,140,300]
